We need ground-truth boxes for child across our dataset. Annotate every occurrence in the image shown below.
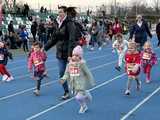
[0,41,14,82]
[112,33,128,71]
[28,42,47,96]
[19,26,29,52]
[125,41,141,95]
[141,41,157,83]
[60,45,95,114]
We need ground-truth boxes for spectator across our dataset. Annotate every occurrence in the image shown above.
[44,6,77,100]
[156,19,160,47]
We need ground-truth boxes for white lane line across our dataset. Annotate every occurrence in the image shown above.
[10,54,115,79]
[0,81,57,101]
[8,47,159,71]
[8,53,114,71]
[9,47,112,64]
[120,85,160,120]
[26,73,126,120]
[0,60,117,101]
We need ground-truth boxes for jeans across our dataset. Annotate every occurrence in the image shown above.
[58,58,69,93]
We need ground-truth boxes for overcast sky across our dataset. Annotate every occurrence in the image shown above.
[13,0,154,11]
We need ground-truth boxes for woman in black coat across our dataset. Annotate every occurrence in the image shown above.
[156,19,160,46]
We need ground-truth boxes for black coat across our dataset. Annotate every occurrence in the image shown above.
[129,20,152,46]
[44,17,77,59]
[156,23,160,36]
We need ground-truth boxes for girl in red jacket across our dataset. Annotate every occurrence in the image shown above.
[141,41,157,83]
[28,42,47,96]
[125,41,141,95]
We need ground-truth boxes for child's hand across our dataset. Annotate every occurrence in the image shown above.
[132,64,139,73]
[59,79,64,84]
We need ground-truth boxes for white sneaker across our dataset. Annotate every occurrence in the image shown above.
[146,79,151,84]
[2,74,8,81]
[98,47,102,51]
[125,89,130,95]
[90,47,94,51]
[79,105,88,114]
[6,76,14,82]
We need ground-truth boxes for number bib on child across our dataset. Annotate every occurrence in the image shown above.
[33,59,43,66]
[142,52,151,60]
[127,63,135,72]
[69,66,80,77]
[0,54,4,60]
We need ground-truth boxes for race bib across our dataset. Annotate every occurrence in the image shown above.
[127,63,135,72]
[69,66,80,77]
[0,54,4,60]
[33,60,43,66]
[142,53,151,60]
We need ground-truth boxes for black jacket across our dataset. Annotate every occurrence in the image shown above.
[44,17,77,59]
[156,23,160,35]
[0,48,13,65]
[129,20,152,46]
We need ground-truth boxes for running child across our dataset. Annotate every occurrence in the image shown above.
[60,45,95,113]
[28,42,47,96]
[141,41,157,83]
[124,41,141,95]
[0,41,13,82]
[112,33,128,71]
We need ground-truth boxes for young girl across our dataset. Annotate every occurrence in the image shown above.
[28,42,47,96]
[0,41,14,82]
[112,33,128,71]
[141,41,157,83]
[125,41,141,95]
[60,45,95,114]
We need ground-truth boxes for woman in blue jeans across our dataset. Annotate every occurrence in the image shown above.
[44,6,77,100]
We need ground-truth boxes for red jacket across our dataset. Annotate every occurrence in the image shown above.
[28,51,47,72]
[140,49,157,66]
[125,52,141,76]
[112,23,122,35]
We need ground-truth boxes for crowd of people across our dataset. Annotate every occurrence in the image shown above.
[0,5,160,114]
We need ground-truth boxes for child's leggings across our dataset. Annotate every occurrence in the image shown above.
[127,77,141,90]
[34,71,44,90]
[75,91,92,106]
[118,52,125,67]
[0,64,11,77]
[143,64,152,81]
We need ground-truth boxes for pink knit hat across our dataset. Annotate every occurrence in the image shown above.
[72,45,83,58]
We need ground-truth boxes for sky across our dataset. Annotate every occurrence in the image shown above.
[5,0,155,11]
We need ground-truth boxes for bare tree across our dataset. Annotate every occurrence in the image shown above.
[152,0,159,14]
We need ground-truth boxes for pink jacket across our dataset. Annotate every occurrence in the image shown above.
[140,49,157,66]
[28,51,47,72]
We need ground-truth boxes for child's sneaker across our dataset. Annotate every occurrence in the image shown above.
[61,92,70,100]
[79,104,88,114]
[98,47,102,51]
[6,76,14,82]
[125,89,130,95]
[146,79,151,84]
[2,74,8,82]
[33,89,40,96]
[115,66,121,72]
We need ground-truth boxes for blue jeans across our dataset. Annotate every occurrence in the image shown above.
[58,58,69,93]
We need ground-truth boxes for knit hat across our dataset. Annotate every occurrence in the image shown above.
[72,45,83,58]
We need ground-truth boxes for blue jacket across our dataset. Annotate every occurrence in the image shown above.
[20,30,28,41]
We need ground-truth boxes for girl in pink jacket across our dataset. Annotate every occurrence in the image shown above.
[28,42,47,96]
